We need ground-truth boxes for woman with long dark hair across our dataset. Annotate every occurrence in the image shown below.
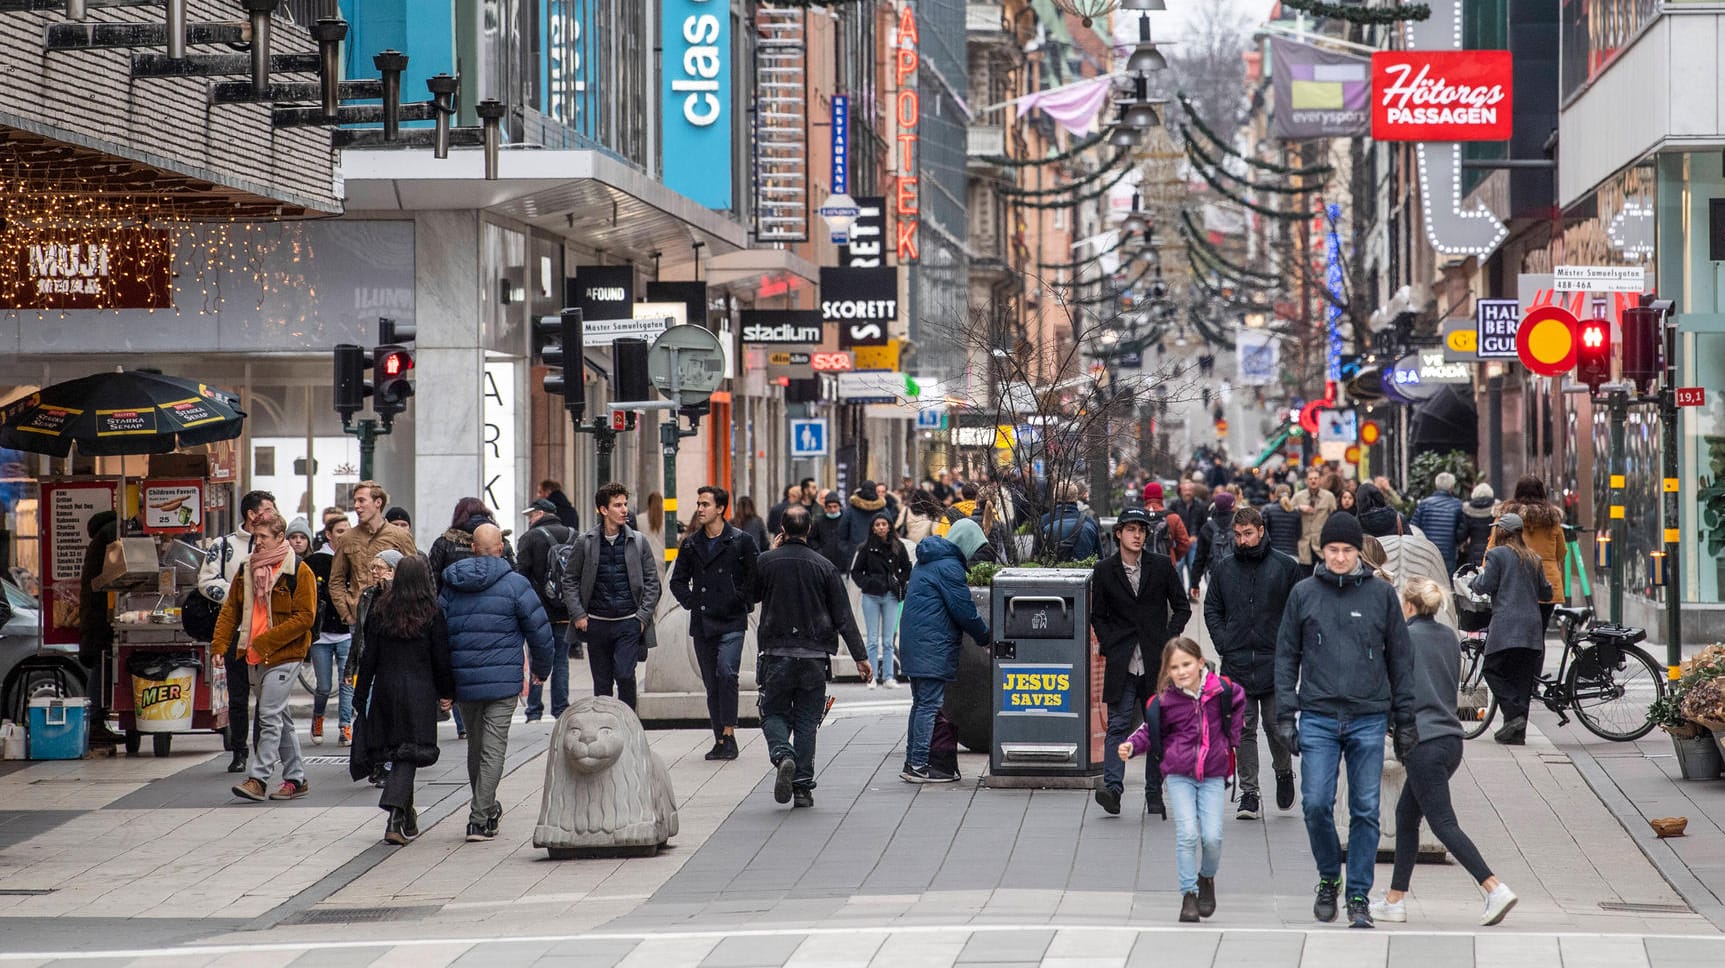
[1471,513,1552,745]
[427,497,515,595]
[733,495,770,551]
[1489,476,1564,628]
[352,556,453,844]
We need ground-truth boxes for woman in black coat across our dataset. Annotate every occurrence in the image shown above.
[851,512,913,686]
[1354,482,1408,538]
[1261,485,1303,560]
[352,556,454,845]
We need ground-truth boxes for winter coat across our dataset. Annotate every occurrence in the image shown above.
[809,513,848,570]
[1192,510,1237,584]
[558,524,662,645]
[851,520,913,599]
[1090,549,1190,703]
[78,513,117,663]
[737,516,770,553]
[1126,670,1246,782]
[1358,505,1407,539]
[326,520,418,625]
[766,500,795,536]
[544,488,581,530]
[1203,539,1303,695]
[304,546,351,637]
[1472,545,1551,655]
[1038,502,1100,561]
[899,536,991,681]
[1273,563,1417,730]
[1409,490,1466,569]
[353,612,454,777]
[1458,498,1496,568]
[669,523,759,637]
[341,583,382,682]
[1404,615,1464,745]
[1143,501,1194,560]
[1168,496,1209,543]
[752,539,867,660]
[515,516,574,620]
[438,555,554,702]
[1292,486,1337,564]
[1262,499,1303,560]
[428,515,517,596]
[1488,501,1564,603]
[903,509,939,543]
[211,554,317,667]
[839,489,889,565]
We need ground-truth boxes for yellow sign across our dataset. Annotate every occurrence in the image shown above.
[1610,475,1625,489]
[1665,478,1680,493]
[1446,328,1478,353]
[995,424,1016,449]
[854,339,900,371]
[1610,505,1626,519]
[1666,529,1682,543]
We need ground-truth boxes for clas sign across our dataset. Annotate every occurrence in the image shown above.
[1,228,173,309]
[1371,50,1513,142]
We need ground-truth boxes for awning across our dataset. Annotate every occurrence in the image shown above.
[338,148,749,265]
[703,248,820,295]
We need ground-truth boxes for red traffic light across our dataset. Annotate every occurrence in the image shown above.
[1575,318,1611,392]
[381,350,412,377]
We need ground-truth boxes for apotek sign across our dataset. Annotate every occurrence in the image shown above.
[661,0,731,209]
[893,6,920,262]
[1370,50,1512,142]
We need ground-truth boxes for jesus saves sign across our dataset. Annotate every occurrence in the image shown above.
[1370,50,1512,142]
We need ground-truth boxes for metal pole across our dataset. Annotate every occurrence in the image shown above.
[349,418,378,483]
[575,415,617,487]
[1661,311,1682,677]
[1608,388,1628,625]
[244,0,276,98]
[166,0,186,59]
[661,348,682,568]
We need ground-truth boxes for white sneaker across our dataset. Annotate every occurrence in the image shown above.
[884,678,899,689]
[867,679,877,690]
[1368,897,1406,922]
[1480,884,1517,926]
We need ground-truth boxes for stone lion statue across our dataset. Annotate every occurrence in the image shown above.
[533,695,679,859]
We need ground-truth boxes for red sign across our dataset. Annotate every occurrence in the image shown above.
[40,481,118,646]
[892,5,920,262]
[1678,387,1707,407]
[1360,420,1381,446]
[1344,446,1361,465]
[1516,305,1579,376]
[811,351,855,372]
[610,409,626,431]
[1,228,174,309]
[1370,51,1513,142]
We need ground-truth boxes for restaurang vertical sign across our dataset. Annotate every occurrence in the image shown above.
[1,228,174,309]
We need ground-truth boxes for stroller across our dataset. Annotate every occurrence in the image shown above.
[1451,563,1493,633]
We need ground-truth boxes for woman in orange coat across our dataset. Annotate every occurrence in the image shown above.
[1487,476,1565,629]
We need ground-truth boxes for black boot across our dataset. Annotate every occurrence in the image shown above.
[385,808,408,846]
[1197,876,1216,917]
[1179,892,1200,923]
[227,749,248,774]
[402,806,419,840]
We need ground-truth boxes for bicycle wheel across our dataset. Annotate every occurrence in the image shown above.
[1457,641,1497,739]
[1568,644,1663,741]
[296,665,317,695]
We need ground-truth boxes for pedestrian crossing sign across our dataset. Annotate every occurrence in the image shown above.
[790,418,829,457]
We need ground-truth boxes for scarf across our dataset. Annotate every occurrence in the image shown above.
[243,542,291,663]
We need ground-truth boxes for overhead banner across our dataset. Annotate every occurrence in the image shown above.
[821,266,898,347]
[645,280,709,329]
[661,0,732,209]
[741,310,823,345]
[2,228,174,309]
[573,266,633,321]
[1269,38,1370,140]
[1235,327,1279,387]
[1371,50,1513,142]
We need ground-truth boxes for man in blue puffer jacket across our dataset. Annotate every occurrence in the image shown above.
[439,523,553,843]
[899,529,991,782]
[1409,471,1466,573]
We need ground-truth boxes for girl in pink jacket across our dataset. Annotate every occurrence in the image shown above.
[1120,637,1245,922]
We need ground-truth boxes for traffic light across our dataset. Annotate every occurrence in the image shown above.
[333,343,371,424]
[1620,306,1661,391]
[379,316,416,346]
[1575,316,1611,392]
[537,308,585,417]
[373,345,415,420]
[614,338,650,403]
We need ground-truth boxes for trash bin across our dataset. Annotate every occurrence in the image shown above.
[126,651,202,733]
[27,698,89,760]
[988,569,1100,778]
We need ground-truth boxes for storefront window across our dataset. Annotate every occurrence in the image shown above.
[1560,0,1660,102]
[483,221,530,357]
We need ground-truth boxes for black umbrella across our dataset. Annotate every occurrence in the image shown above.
[0,370,246,457]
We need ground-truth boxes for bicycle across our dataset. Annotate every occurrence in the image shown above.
[1456,604,1663,742]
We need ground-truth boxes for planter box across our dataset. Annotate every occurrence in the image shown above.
[1672,732,1724,780]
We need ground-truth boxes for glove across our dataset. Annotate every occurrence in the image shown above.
[1276,720,1300,758]
[1392,723,1419,763]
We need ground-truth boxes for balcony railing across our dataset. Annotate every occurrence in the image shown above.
[967,124,1005,158]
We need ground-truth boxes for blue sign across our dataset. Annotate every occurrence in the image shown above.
[543,0,596,137]
[662,0,732,209]
[915,408,944,430]
[831,95,849,195]
[790,418,828,457]
[1000,665,1073,713]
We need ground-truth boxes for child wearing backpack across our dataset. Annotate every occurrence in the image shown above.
[1119,636,1245,923]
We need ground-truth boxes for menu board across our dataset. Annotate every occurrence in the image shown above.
[140,479,203,535]
[40,480,118,645]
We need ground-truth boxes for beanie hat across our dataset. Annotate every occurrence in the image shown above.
[1212,492,1236,512]
[384,506,412,526]
[946,518,989,561]
[1143,481,1164,502]
[1318,511,1363,551]
[374,549,405,569]
[286,516,314,541]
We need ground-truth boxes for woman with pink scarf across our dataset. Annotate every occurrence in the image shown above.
[213,513,317,802]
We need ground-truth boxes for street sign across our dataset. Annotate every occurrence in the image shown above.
[572,313,672,348]
[854,340,900,370]
[915,408,945,430]
[837,369,917,403]
[1344,445,1361,464]
[1516,305,1580,376]
[1553,266,1646,293]
[648,324,725,407]
[1678,387,1706,407]
[790,417,829,457]
[1475,299,1519,359]
[1360,420,1381,445]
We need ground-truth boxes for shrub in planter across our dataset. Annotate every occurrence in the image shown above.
[1680,678,1725,732]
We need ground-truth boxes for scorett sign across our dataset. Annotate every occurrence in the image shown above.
[821,266,897,348]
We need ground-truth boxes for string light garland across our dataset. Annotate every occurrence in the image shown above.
[1069,259,1159,306]
[1176,94,1334,177]
[1039,232,1129,270]
[1188,159,1309,221]
[977,129,1111,168]
[1278,0,1430,24]
[1011,162,1137,210]
[1177,209,1346,308]
[1183,132,1326,196]
[994,147,1131,198]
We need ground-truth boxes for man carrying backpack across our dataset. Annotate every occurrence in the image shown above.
[1091,508,1191,815]
[1191,491,1239,598]
[516,498,574,721]
[1039,481,1100,562]
[1142,482,1193,566]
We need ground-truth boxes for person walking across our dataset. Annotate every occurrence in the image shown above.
[439,524,553,841]
[1038,481,1100,562]
[1090,507,1191,814]
[301,515,355,747]
[809,493,849,570]
[1471,513,1551,746]
[839,481,890,569]
[851,513,912,690]
[1168,480,1209,586]
[1274,511,1418,929]
[1203,506,1301,820]
[352,556,454,845]
[1410,472,1467,573]
[902,492,943,543]
[753,507,871,807]
[560,483,661,710]
[896,527,988,783]
[1190,491,1238,597]
[1489,476,1564,629]
[196,489,278,774]
[670,486,759,760]
[1369,577,1518,926]
[1292,467,1337,569]
[515,498,574,722]
[428,497,516,596]
[328,480,418,641]
[342,550,402,785]
[214,513,317,803]
[1141,482,1193,566]
[1457,483,1497,569]
[1354,483,1407,539]
[1262,485,1303,560]
[766,484,800,535]
[733,495,771,552]
[1118,637,1245,922]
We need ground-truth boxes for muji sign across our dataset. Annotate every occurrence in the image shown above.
[1370,50,1513,142]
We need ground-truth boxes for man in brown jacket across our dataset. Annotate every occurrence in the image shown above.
[1293,467,1338,567]
[328,481,418,625]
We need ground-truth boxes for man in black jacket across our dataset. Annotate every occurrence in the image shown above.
[517,498,575,720]
[670,486,759,761]
[752,507,871,808]
[766,483,800,535]
[1168,480,1209,588]
[1191,491,1238,597]
[1090,507,1192,816]
[1203,506,1301,820]
[809,493,848,570]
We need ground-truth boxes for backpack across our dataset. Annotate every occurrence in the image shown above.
[1042,512,1098,561]
[180,537,233,642]
[1141,510,1174,560]
[1142,673,1241,793]
[542,538,577,614]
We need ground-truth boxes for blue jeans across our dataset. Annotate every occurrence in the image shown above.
[905,677,948,769]
[860,594,899,681]
[1297,712,1388,897]
[1102,675,1149,793]
[525,622,570,720]
[308,636,353,727]
[1166,774,1226,894]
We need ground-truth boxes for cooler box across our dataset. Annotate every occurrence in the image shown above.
[27,698,88,760]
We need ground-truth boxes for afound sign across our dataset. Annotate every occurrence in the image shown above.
[574,265,633,321]
[821,266,897,347]
[740,310,823,345]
